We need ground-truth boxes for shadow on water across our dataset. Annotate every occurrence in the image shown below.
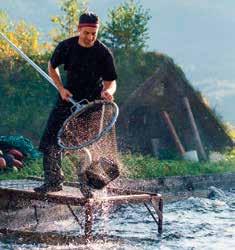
[0,187,234,250]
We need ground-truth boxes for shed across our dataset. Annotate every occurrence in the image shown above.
[117,56,233,159]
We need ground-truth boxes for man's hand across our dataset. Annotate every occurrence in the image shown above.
[101,80,116,101]
[101,89,114,101]
[59,87,73,101]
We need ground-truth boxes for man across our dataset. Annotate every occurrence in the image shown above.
[34,12,117,193]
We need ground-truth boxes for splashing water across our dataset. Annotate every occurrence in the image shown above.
[61,101,125,186]
[59,101,118,152]
[0,188,234,250]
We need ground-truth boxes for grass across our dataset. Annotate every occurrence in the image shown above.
[122,154,235,179]
[0,158,43,181]
[0,155,80,181]
[0,152,235,181]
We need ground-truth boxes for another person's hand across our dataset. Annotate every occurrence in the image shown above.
[59,87,73,101]
[101,90,113,101]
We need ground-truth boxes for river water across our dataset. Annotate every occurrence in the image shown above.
[0,187,234,250]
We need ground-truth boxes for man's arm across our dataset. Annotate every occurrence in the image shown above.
[101,80,117,101]
[48,61,72,101]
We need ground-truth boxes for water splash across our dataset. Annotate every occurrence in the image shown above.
[0,188,234,249]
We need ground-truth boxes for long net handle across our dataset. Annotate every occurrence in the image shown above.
[99,104,105,135]
[0,31,77,106]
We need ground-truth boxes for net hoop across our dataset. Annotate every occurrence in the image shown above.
[57,100,119,150]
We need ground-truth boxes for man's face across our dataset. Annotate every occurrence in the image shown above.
[78,26,99,47]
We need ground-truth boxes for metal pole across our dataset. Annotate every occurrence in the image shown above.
[0,31,77,106]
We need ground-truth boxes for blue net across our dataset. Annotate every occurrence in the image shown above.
[0,135,42,159]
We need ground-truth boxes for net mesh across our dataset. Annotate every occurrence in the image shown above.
[62,125,124,184]
[59,102,117,150]
[60,102,124,185]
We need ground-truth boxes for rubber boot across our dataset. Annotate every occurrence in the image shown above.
[34,147,64,193]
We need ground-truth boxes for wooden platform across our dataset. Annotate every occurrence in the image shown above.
[0,179,163,243]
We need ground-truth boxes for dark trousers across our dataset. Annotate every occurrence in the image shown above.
[43,146,64,185]
[39,100,72,185]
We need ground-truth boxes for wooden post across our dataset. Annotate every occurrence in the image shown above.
[161,111,186,156]
[151,138,160,158]
[151,195,163,234]
[158,197,163,234]
[84,201,93,240]
[183,97,207,160]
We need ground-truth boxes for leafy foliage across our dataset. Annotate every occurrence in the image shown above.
[0,11,55,143]
[0,55,56,143]
[50,0,88,43]
[0,11,40,59]
[101,0,151,51]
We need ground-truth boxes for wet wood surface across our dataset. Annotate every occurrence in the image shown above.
[0,179,162,206]
[0,179,163,240]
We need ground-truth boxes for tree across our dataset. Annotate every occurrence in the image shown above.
[101,0,151,52]
[0,11,52,142]
[0,11,40,59]
[50,0,88,43]
[0,10,11,33]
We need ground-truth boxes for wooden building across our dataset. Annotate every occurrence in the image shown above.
[117,56,233,159]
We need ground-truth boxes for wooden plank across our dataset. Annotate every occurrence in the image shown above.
[0,187,161,206]
[161,111,186,156]
[0,188,87,206]
[27,176,159,196]
[0,180,161,206]
[183,97,207,160]
[107,186,159,196]
[91,194,162,205]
